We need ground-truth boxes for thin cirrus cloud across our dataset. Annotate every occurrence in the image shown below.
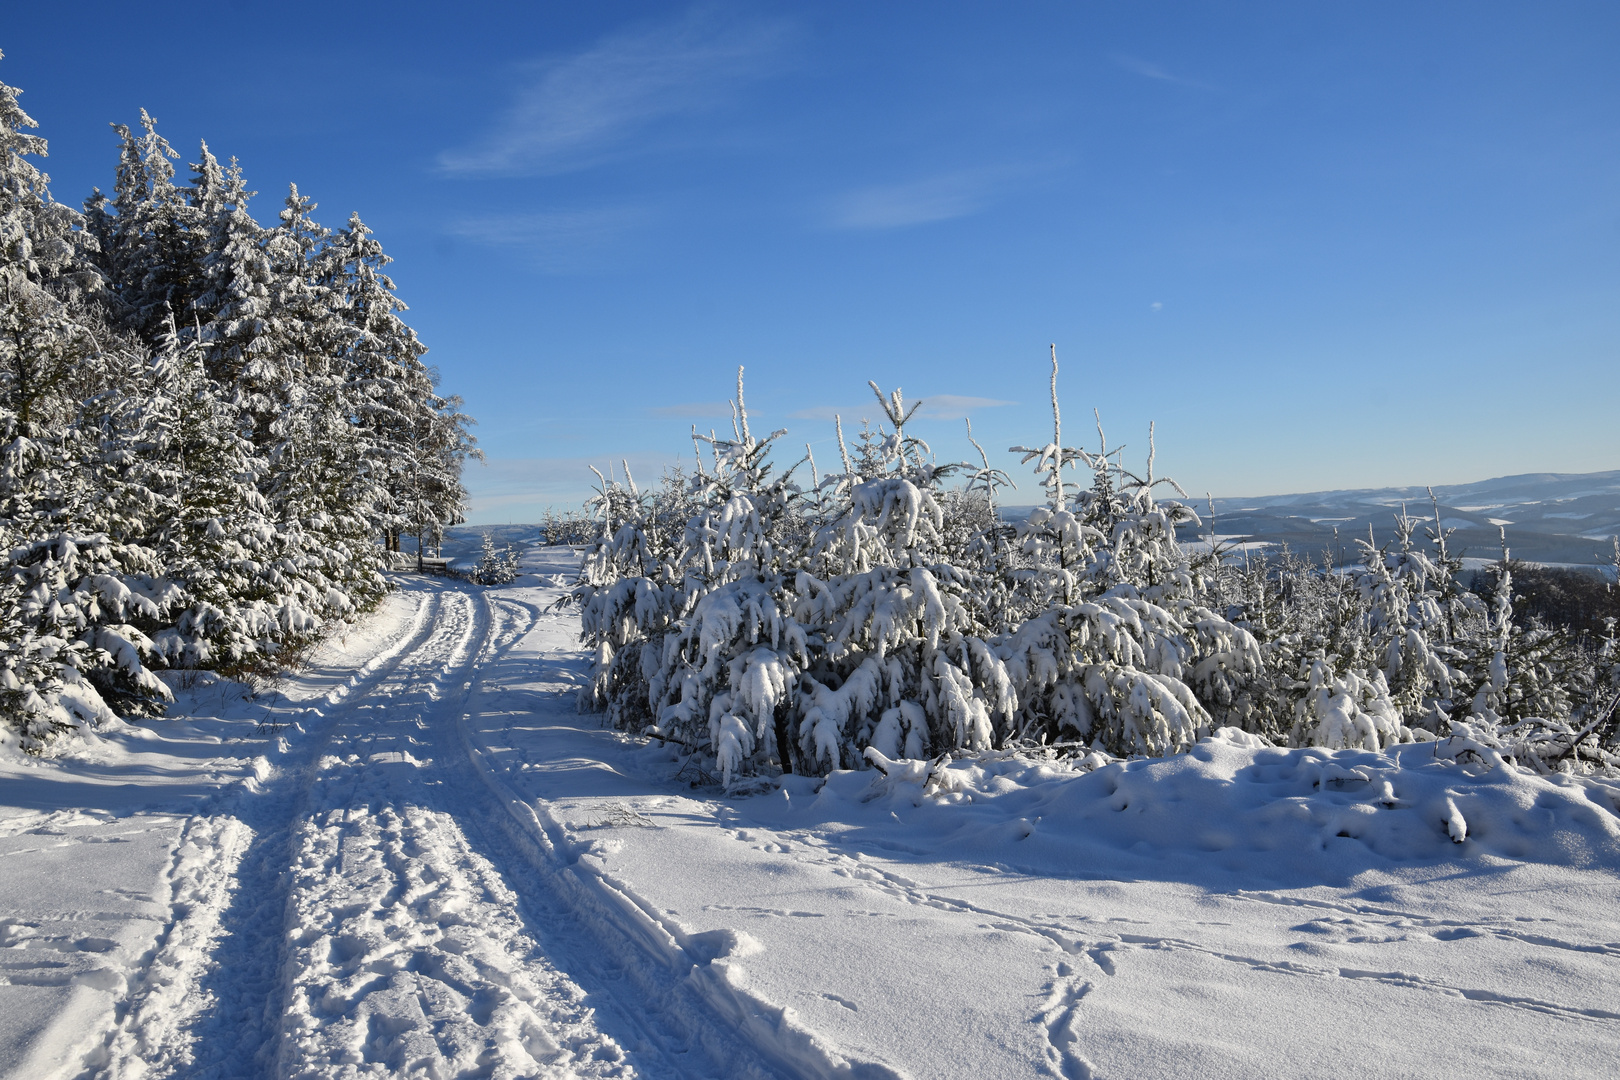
[827,170,997,231]
[826,163,1057,231]
[790,395,1014,422]
[647,401,734,418]
[914,394,1015,420]
[1113,54,1213,90]
[447,207,651,273]
[438,6,795,178]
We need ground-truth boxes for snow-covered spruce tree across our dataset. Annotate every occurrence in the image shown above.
[474,532,519,586]
[1350,513,1464,735]
[322,212,427,554]
[91,112,208,344]
[318,211,477,558]
[781,384,1015,773]
[0,59,176,746]
[574,359,1262,780]
[394,391,478,567]
[193,154,272,386]
[0,57,478,746]
[993,348,1261,757]
[575,370,807,769]
[571,461,697,722]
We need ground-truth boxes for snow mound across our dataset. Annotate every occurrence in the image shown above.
[822,736,1620,885]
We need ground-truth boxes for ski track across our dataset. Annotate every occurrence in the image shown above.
[92,578,898,1080]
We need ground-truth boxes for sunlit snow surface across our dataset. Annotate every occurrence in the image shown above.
[2,547,1618,1079]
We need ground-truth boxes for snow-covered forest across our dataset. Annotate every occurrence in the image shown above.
[570,362,1620,784]
[0,57,475,751]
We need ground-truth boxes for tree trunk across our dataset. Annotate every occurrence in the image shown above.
[773,703,797,775]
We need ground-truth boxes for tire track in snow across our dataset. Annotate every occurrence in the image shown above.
[94,813,254,1080]
[452,586,909,1080]
[90,587,448,1080]
[262,584,632,1079]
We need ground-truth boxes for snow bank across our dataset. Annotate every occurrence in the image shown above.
[837,730,1620,885]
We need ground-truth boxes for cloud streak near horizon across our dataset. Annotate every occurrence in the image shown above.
[790,394,1014,422]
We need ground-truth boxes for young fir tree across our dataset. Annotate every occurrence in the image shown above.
[474,532,520,586]
[999,349,1261,756]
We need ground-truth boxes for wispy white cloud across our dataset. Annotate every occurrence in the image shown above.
[439,7,793,177]
[914,394,1014,420]
[648,400,733,418]
[790,395,1014,423]
[827,171,995,230]
[1113,55,1213,90]
[448,207,651,273]
[825,160,1060,231]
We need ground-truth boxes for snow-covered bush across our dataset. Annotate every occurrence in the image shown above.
[473,532,520,586]
[570,353,1620,784]
[570,360,1258,781]
[540,507,598,546]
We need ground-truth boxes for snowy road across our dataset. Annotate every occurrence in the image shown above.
[3,553,1620,1078]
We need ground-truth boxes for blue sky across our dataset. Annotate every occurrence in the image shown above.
[6,2,1618,521]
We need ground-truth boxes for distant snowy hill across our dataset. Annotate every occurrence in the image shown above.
[1206,469,1620,566]
[1010,470,1620,566]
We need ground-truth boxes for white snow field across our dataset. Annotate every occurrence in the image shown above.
[3,546,1619,1079]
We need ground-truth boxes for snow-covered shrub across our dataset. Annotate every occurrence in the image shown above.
[571,359,1264,780]
[996,362,1262,757]
[570,350,1620,783]
[540,507,598,546]
[473,532,520,586]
